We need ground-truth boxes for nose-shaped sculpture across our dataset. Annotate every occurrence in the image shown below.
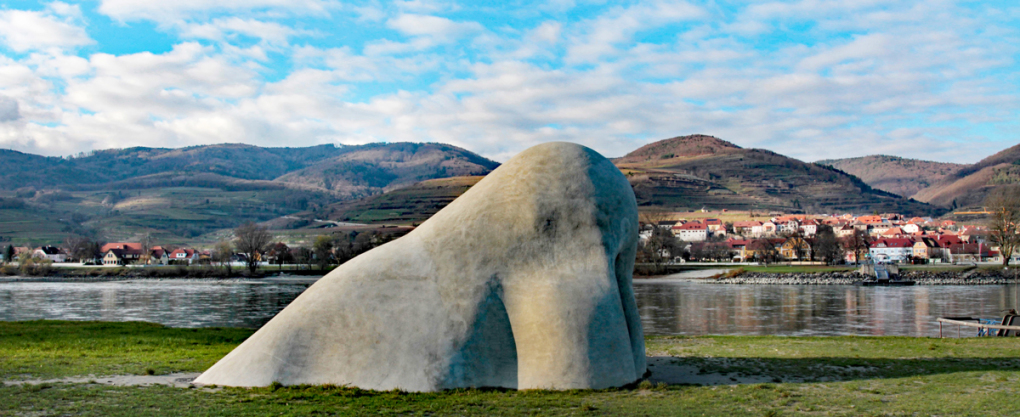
[194,142,645,391]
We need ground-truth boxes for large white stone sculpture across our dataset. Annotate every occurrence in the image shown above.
[195,142,645,391]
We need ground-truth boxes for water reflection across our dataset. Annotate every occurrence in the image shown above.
[1,280,1017,337]
[634,282,1020,337]
[0,281,311,328]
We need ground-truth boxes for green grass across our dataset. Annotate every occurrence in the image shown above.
[4,321,1020,416]
[0,209,70,246]
[0,321,251,379]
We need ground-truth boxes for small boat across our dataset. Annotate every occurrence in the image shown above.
[860,262,915,286]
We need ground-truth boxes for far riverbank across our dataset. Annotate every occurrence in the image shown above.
[637,263,1020,285]
[706,270,1019,285]
[0,264,331,282]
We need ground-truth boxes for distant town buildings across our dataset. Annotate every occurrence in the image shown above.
[639,210,1009,264]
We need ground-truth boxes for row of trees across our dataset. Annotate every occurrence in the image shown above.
[637,222,873,267]
[0,221,404,276]
[227,221,404,273]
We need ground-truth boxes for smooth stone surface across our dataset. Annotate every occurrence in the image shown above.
[195,142,645,391]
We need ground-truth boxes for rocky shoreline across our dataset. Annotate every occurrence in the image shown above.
[707,270,1020,285]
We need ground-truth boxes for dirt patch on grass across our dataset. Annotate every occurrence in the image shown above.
[4,372,201,388]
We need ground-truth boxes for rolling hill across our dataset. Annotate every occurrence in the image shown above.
[314,176,484,225]
[313,135,942,226]
[0,143,498,245]
[614,135,939,215]
[0,142,497,195]
[816,155,965,198]
[911,143,1020,209]
[0,135,951,246]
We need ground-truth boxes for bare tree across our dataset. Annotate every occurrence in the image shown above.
[334,232,357,265]
[750,238,780,265]
[269,242,292,270]
[846,229,871,265]
[782,230,811,262]
[636,211,683,271]
[638,227,683,271]
[139,232,153,265]
[813,226,843,265]
[708,242,732,261]
[65,230,103,264]
[313,235,334,270]
[987,186,1020,266]
[234,222,272,274]
[214,240,234,275]
[292,247,313,270]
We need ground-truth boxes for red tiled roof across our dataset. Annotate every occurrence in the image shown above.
[871,238,913,248]
[857,215,883,224]
[101,242,142,254]
[677,222,707,230]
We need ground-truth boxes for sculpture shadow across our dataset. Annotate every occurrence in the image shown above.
[646,355,1020,386]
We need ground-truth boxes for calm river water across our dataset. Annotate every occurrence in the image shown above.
[1,278,1017,337]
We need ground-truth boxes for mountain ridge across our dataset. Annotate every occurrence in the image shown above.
[313,134,942,225]
[816,155,966,198]
[911,143,1020,208]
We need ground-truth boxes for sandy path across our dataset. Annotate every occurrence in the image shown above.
[3,372,201,388]
[4,357,790,388]
[635,269,731,283]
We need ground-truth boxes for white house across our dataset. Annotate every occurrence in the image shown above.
[675,222,708,242]
[800,219,818,236]
[869,238,914,263]
[170,248,200,265]
[778,220,799,234]
[33,246,66,263]
[902,223,921,234]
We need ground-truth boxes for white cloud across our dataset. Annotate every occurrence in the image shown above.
[46,2,83,19]
[180,17,308,47]
[364,37,437,56]
[0,9,92,52]
[529,21,561,44]
[386,14,483,41]
[565,1,708,64]
[97,0,330,22]
[394,0,454,13]
[0,0,1016,167]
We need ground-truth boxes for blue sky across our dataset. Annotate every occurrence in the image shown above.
[0,0,1017,163]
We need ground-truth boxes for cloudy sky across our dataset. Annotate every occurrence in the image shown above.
[0,0,1017,163]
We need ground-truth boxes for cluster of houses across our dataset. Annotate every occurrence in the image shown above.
[0,212,1006,266]
[2,243,217,266]
[643,213,1005,264]
[99,243,207,266]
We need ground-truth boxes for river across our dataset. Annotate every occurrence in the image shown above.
[1,278,1016,337]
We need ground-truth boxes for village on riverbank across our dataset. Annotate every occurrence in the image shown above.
[0,211,1004,267]
[638,211,1007,266]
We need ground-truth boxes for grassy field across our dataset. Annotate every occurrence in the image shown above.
[0,209,71,247]
[3,321,1020,416]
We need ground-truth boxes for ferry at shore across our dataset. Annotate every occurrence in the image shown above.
[860,261,916,286]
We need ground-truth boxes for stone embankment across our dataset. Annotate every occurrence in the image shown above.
[709,271,1020,285]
